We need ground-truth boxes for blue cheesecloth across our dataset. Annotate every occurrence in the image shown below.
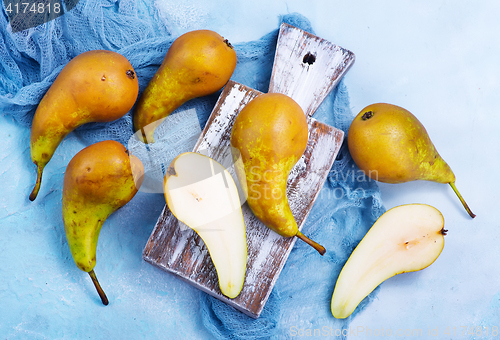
[0,1,385,339]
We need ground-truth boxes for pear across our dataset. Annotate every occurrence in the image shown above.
[348,103,475,218]
[164,152,247,298]
[230,93,325,255]
[62,140,144,305]
[133,30,237,143]
[30,50,139,201]
[331,204,446,319]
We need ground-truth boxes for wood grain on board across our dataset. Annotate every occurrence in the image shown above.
[143,23,355,318]
[269,23,355,117]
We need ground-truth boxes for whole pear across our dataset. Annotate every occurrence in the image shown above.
[348,103,475,218]
[30,50,139,201]
[133,29,237,143]
[230,93,325,255]
[62,140,144,305]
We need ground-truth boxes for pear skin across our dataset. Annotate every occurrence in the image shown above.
[331,204,446,319]
[133,30,237,143]
[30,50,139,201]
[348,103,475,218]
[62,140,144,305]
[230,93,325,255]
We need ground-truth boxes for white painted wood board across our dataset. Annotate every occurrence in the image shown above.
[143,24,355,318]
[269,23,355,117]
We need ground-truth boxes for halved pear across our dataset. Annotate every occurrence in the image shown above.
[164,152,247,298]
[331,204,446,319]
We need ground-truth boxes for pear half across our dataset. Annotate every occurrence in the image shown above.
[164,152,247,299]
[331,204,446,319]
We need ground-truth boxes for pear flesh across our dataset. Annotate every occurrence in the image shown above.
[331,204,446,319]
[164,152,247,299]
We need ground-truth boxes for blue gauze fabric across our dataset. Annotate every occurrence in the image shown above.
[0,2,385,339]
[0,0,172,144]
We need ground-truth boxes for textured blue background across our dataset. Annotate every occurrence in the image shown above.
[1,0,498,339]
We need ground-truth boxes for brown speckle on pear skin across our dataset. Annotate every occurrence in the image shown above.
[361,111,374,120]
[223,38,233,49]
[126,69,135,79]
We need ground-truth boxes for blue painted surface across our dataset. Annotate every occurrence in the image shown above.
[1,0,499,339]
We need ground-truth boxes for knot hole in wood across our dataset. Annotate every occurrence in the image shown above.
[303,52,316,65]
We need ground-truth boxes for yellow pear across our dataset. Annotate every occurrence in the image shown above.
[230,93,325,255]
[62,140,144,305]
[332,204,446,319]
[348,103,475,218]
[30,50,139,201]
[133,29,237,143]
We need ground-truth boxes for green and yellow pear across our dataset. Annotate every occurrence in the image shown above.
[30,50,139,201]
[332,204,446,319]
[164,152,247,298]
[62,140,144,305]
[348,103,475,218]
[230,93,325,255]
[133,29,237,143]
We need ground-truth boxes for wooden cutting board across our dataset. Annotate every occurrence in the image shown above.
[142,23,355,318]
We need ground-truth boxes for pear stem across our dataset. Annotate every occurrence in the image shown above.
[88,269,109,306]
[296,231,326,255]
[29,165,44,201]
[449,182,475,218]
[140,128,149,144]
